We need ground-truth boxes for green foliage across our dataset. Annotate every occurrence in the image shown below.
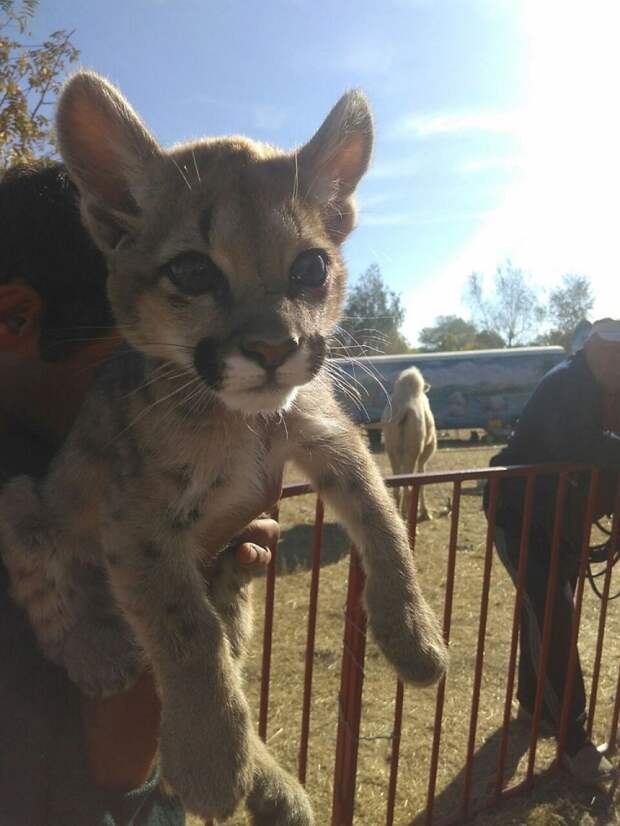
[465,260,546,347]
[418,314,505,352]
[338,263,410,355]
[541,274,594,350]
[0,0,79,168]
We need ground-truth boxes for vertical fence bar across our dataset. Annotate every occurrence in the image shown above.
[607,663,620,754]
[495,473,536,801]
[258,505,279,741]
[460,475,497,820]
[385,480,420,826]
[586,485,620,739]
[386,679,405,826]
[298,497,325,784]
[556,470,599,759]
[424,480,462,826]
[526,472,569,783]
[407,482,421,548]
[331,550,367,826]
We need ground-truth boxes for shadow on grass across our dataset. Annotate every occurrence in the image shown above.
[410,721,618,825]
[274,522,350,574]
[409,721,531,825]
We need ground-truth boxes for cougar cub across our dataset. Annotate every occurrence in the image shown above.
[0,71,448,823]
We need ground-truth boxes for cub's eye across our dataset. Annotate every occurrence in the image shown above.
[289,249,329,289]
[165,252,227,297]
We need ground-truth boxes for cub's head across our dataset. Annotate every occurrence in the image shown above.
[56,71,373,414]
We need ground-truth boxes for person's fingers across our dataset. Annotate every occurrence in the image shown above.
[236,542,272,568]
[235,517,280,550]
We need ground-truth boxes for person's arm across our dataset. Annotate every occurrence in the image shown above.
[524,367,620,468]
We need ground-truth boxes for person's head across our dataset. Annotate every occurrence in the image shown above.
[0,162,113,362]
[584,318,620,392]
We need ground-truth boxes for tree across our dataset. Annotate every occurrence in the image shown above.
[418,314,505,352]
[0,0,79,169]
[543,274,595,350]
[464,260,545,347]
[338,263,410,355]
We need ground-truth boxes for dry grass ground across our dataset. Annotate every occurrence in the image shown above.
[193,442,619,826]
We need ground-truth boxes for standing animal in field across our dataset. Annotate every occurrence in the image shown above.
[0,72,448,824]
[382,366,437,521]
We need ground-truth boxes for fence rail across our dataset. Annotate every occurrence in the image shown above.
[211,462,619,825]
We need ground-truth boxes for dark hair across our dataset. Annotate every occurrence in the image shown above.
[0,162,113,361]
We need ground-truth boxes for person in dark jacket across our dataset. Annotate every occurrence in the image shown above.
[485,319,620,784]
[0,164,277,825]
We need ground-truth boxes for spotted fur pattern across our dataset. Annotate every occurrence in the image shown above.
[0,72,448,822]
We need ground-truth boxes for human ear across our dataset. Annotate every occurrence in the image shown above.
[0,285,42,354]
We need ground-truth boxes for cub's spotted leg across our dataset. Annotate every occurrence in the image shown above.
[60,558,144,697]
[208,546,314,825]
[0,475,144,697]
[205,542,257,661]
[291,400,449,687]
[101,521,254,822]
[0,475,73,665]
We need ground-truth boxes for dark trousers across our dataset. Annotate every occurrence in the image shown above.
[494,521,588,754]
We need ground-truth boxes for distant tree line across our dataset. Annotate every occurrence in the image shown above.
[462,262,594,352]
[339,261,595,357]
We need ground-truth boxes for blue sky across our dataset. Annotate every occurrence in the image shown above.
[34,0,619,343]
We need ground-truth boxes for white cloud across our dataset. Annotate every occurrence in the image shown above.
[458,156,523,175]
[390,110,520,141]
[360,212,417,227]
[360,209,492,230]
[358,192,393,209]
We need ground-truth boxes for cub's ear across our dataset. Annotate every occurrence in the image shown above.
[296,90,373,242]
[56,71,161,252]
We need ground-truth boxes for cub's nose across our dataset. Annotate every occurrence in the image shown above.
[241,337,300,369]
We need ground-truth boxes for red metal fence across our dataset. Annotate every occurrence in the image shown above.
[219,463,619,825]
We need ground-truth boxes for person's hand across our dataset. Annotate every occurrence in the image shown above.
[80,516,278,790]
[232,516,279,570]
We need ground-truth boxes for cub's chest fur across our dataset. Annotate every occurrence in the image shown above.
[128,408,287,551]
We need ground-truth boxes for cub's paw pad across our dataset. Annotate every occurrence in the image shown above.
[62,616,143,697]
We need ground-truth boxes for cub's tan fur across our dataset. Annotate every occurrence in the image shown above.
[0,72,448,822]
[383,366,437,520]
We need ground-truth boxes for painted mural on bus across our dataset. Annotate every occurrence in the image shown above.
[330,346,566,433]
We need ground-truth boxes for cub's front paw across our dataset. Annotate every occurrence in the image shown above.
[160,680,254,820]
[365,579,448,686]
[62,614,144,697]
[247,735,315,826]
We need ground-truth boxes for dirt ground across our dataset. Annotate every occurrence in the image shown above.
[194,441,619,826]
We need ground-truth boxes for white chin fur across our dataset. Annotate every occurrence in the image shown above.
[219,386,299,415]
[219,351,308,414]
